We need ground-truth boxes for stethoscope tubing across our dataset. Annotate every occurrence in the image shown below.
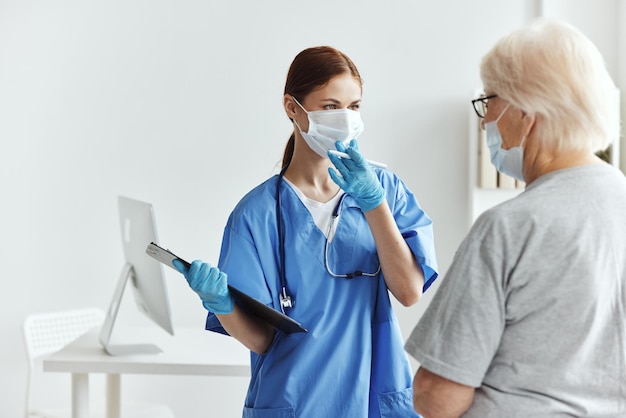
[275,169,381,313]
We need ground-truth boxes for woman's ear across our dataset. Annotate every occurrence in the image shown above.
[283,94,298,120]
[521,111,536,139]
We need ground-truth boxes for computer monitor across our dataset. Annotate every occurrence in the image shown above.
[99,196,174,356]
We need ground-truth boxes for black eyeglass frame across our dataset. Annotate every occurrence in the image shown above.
[471,94,498,118]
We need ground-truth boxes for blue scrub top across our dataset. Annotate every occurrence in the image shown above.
[206,168,438,418]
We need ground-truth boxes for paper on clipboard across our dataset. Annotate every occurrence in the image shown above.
[145,242,307,334]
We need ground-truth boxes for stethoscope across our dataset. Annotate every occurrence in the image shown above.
[276,166,381,313]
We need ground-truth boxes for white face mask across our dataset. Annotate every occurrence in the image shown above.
[485,104,526,182]
[292,97,364,159]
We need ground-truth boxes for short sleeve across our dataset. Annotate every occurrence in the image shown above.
[205,209,275,334]
[404,215,507,387]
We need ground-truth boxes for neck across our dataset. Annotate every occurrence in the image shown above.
[524,143,603,185]
[284,135,339,202]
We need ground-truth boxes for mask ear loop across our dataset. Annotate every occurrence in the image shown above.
[291,96,309,136]
[494,103,510,124]
[519,135,527,148]
[518,109,536,149]
[291,96,308,113]
[506,105,528,149]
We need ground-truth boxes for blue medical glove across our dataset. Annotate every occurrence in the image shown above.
[173,259,234,314]
[328,139,385,212]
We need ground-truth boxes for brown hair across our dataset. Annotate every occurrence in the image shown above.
[281,46,363,169]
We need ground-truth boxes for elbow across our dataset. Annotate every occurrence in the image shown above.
[414,394,462,418]
[413,385,443,418]
[397,286,422,307]
[245,342,270,355]
[229,320,275,354]
[397,264,426,307]
[248,325,275,354]
[413,367,475,418]
[387,264,425,306]
[413,396,435,418]
[414,394,470,418]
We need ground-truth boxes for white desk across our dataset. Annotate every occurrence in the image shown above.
[43,327,250,418]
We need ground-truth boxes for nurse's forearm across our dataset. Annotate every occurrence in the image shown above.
[216,305,275,354]
[365,201,424,306]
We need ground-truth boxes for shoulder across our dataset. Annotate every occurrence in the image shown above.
[374,168,413,199]
[469,194,536,251]
[232,176,278,214]
[227,176,279,231]
[374,167,402,187]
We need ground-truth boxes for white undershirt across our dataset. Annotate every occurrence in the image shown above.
[283,177,344,240]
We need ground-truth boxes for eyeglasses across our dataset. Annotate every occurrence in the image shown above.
[471,94,497,118]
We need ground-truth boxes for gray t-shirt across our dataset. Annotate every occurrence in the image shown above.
[405,163,626,417]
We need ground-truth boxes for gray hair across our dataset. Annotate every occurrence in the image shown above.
[480,18,619,153]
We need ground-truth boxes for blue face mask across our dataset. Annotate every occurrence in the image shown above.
[484,104,526,182]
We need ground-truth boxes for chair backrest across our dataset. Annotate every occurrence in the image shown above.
[23,308,106,418]
[23,308,106,361]
[22,308,175,418]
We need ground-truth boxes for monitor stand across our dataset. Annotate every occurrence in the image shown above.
[99,263,163,356]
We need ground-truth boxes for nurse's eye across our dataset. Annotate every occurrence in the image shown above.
[349,104,360,111]
[323,104,338,110]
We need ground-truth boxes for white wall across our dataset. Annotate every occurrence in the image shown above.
[616,1,626,172]
[0,1,622,417]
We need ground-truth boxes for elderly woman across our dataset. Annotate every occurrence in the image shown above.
[404,19,625,417]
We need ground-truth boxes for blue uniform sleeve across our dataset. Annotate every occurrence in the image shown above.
[380,170,439,291]
[403,231,438,292]
[206,195,277,334]
[205,312,227,335]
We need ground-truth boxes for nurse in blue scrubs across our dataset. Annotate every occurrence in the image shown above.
[174,46,438,417]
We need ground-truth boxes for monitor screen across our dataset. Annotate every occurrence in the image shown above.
[99,196,174,355]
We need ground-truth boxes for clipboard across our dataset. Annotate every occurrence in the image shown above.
[146,242,307,334]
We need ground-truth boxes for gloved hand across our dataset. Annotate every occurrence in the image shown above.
[328,139,385,212]
[173,259,234,314]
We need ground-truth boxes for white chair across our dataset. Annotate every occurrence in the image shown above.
[23,307,175,418]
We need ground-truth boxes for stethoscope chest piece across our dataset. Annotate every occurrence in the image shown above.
[280,287,293,311]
